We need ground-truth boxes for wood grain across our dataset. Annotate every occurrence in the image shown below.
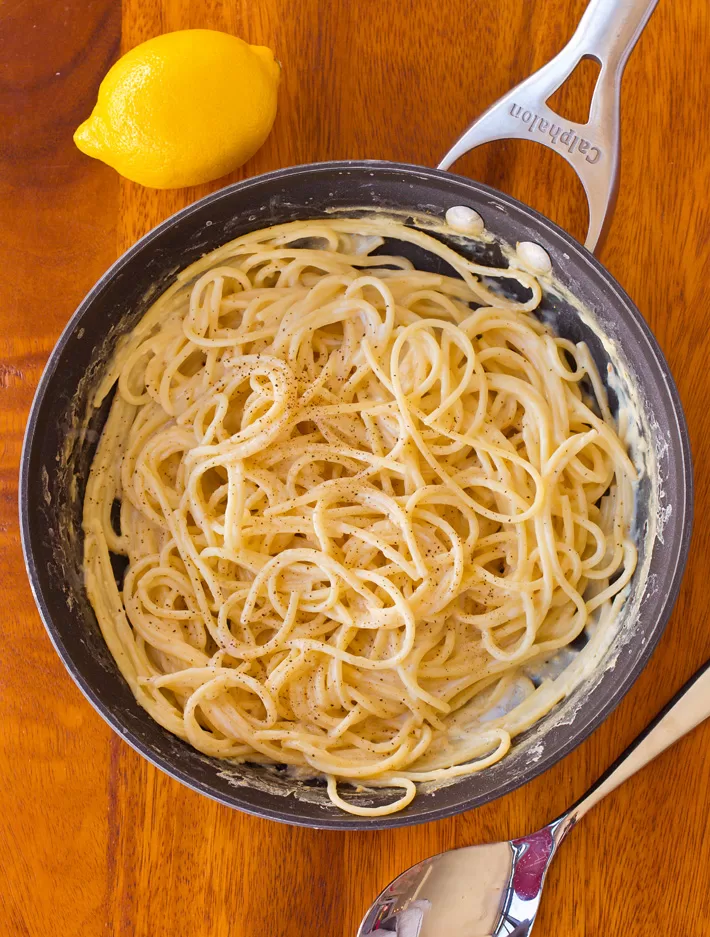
[1,1,709,934]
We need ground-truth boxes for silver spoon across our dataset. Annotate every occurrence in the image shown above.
[358,659,710,937]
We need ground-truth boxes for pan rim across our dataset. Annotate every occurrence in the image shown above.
[19,159,694,829]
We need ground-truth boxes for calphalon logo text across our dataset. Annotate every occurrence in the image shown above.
[509,103,601,163]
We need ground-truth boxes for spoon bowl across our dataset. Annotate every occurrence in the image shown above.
[357,824,565,937]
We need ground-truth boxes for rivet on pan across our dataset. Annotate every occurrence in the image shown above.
[516,241,552,275]
[445,205,484,235]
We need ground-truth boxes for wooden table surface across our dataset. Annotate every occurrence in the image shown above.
[2,1,709,934]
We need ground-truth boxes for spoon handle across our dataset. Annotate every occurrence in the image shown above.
[562,658,710,827]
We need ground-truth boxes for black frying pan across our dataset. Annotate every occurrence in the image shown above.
[19,0,692,830]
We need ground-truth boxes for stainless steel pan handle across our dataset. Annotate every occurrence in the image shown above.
[439,0,659,253]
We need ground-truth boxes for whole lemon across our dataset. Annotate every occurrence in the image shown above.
[74,29,280,189]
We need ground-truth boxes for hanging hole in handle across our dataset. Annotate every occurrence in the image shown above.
[447,138,589,244]
[546,55,601,125]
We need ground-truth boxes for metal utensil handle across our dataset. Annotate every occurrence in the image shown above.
[563,658,710,826]
[439,0,659,253]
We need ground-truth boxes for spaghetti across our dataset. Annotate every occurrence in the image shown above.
[83,217,637,816]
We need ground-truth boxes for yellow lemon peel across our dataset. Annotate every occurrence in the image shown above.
[74,29,280,189]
